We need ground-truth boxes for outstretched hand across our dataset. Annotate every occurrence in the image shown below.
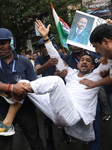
[79,79,96,89]
[35,20,51,39]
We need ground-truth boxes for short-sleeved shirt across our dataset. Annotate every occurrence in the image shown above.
[0,51,37,117]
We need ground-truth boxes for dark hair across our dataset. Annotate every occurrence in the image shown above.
[90,23,112,44]
[80,54,95,65]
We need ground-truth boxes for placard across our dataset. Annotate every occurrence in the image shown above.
[67,10,106,52]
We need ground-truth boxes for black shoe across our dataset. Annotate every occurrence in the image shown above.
[103,115,111,121]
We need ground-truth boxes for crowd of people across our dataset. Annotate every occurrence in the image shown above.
[0,16,112,150]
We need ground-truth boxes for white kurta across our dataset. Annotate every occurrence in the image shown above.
[45,42,110,140]
[45,42,110,125]
[23,42,110,141]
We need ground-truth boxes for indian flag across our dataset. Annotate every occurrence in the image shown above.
[50,3,70,49]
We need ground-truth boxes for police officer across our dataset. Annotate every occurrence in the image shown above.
[0,28,44,150]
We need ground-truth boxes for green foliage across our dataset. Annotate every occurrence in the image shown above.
[0,0,88,53]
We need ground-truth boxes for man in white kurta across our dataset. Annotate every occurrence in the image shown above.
[24,40,110,141]
[19,20,110,141]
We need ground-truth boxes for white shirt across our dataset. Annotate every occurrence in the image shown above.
[45,42,110,125]
[45,42,110,141]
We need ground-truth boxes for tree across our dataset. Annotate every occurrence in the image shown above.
[0,0,86,53]
[1,0,42,53]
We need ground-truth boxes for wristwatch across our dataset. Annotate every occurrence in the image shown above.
[43,39,49,42]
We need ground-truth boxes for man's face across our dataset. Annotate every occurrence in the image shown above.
[32,54,37,60]
[77,55,94,74]
[40,45,49,57]
[92,38,112,59]
[77,18,88,30]
[0,40,11,58]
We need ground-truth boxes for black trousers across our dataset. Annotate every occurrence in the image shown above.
[0,110,44,150]
[44,115,54,146]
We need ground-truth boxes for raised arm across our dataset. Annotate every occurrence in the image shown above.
[35,20,67,71]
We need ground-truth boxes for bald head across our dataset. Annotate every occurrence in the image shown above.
[77,18,88,30]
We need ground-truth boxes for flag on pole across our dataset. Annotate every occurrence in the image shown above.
[50,3,70,49]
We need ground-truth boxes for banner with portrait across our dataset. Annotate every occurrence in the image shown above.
[67,10,106,52]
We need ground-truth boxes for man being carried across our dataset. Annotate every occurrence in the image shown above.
[0,20,110,142]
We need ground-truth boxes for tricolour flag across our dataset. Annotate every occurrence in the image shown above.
[50,3,70,49]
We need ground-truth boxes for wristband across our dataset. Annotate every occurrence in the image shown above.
[43,39,49,42]
[7,84,12,92]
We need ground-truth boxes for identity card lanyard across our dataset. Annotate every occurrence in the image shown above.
[0,59,16,74]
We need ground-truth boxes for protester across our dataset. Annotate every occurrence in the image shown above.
[55,43,111,149]
[0,28,44,150]
[32,19,110,143]
[23,53,109,142]
[62,44,101,150]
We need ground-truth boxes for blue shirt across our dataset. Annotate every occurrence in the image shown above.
[0,51,37,116]
[34,53,64,77]
[35,55,56,76]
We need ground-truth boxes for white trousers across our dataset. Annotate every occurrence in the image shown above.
[21,76,95,141]
[27,76,80,127]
